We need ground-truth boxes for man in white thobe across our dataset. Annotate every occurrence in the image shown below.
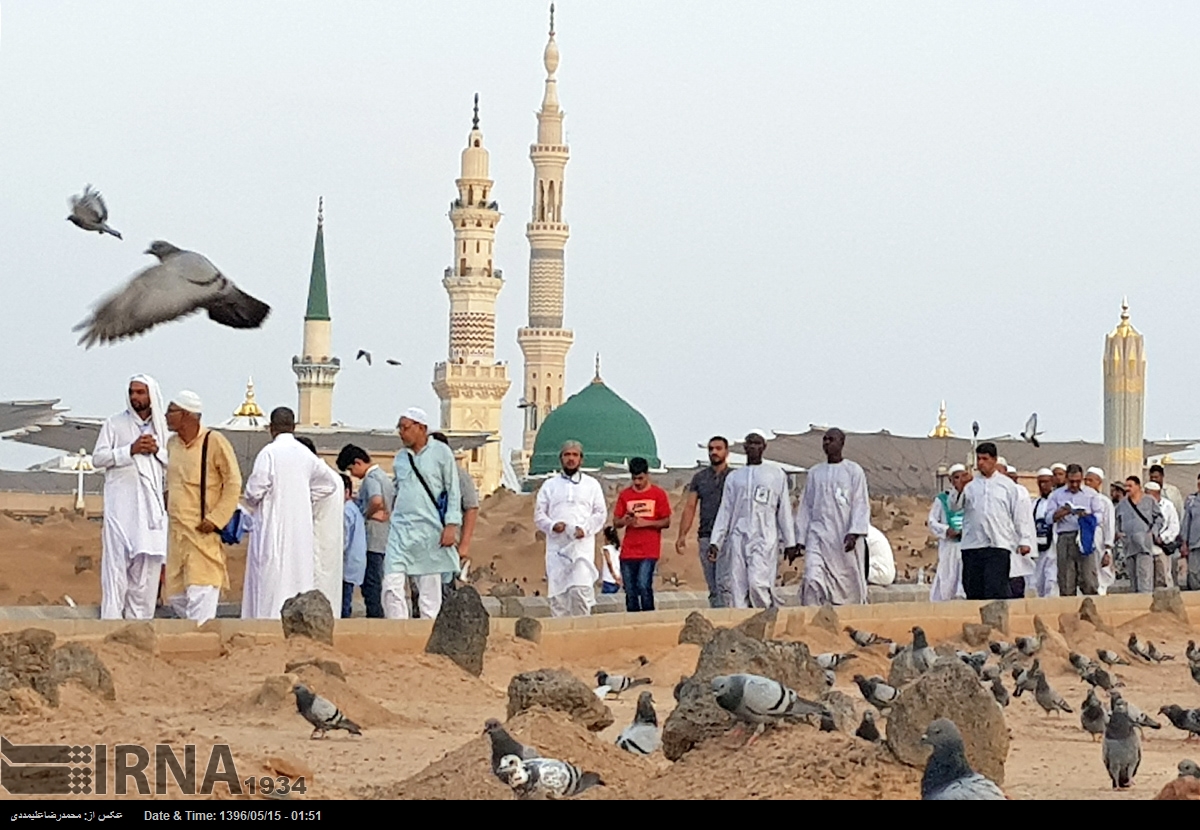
[1148,481,1180,588]
[960,443,1033,600]
[794,428,870,606]
[295,436,345,615]
[1005,464,1036,598]
[1083,467,1116,595]
[241,407,339,619]
[534,441,607,617]
[1030,468,1058,598]
[928,464,968,602]
[93,374,169,620]
[709,431,796,609]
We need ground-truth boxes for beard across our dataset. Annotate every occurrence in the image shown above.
[131,400,151,415]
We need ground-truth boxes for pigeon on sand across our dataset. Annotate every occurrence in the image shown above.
[74,241,270,347]
[1103,698,1142,789]
[1186,640,1200,666]
[1109,691,1161,731]
[990,676,1010,708]
[920,718,1006,800]
[1097,648,1130,667]
[853,674,899,713]
[484,719,539,783]
[496,754,604,800]
[1127,633,1154,662]
[615,691,661,755]
[1080,688,1109,742]
[1146,641,1175,663]
[1034,672,1073,717]
[855,710,881,742]
[595,670,650,698]
[1158,705,1200,742]
[291,683,361,740]
[814,651,858,671]
[67,185,122,239]
[711,673,827,746]
[1012,660,1040,698]
[845,626,892,648]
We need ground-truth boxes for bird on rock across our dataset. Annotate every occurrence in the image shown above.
[615,691,661,755]
[1147,641,1175,663]
[1034,672,1073,717]
[1097,648,1130,667]
[910,626,938,673]
[485,718,539,783]
[1103,698,1142,790]
[853,674,900,713]
[991,676,1010,708]
[845,626,892,648]
[920,718,1006,800]
[712,673,827,746]
[1128,633,1154,662]
[75,241,270,347]
[291,684,361,740]
[814,651,858,671]
[1080,688,1109,742]
[595,670,651,698]
[1159,705,1200,742]
[67,185,122,239]
[497,755,604,800]
[855,710,881,742]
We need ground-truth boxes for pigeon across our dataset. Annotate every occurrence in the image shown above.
[74,241,271,348]
[1080,688,1109,742]
[1034,672,1072,717]
[989,641,1016,657]
[1082,665,1122,691]
[819,712,838,732]
[887,642,904,659]
[1186,640,1200,666]
[1191,662,1200,687]
[958,651,989,678]
[291,684,361,740]
[595,671,650,697]
[852,674,899,712]
[67,185,122,239]
[981,665,1001,683]
[1102,699,1142,790]
[497,755,604,800]
[1020,413,1043,447]
[845,626,892,648]
[1015,635,1041,657]
[712,674,827,736]
[855,710,881,742]
[1128,633,1154,662]
[972,421,980,439]
[1147,641,1175,663]
[615,692,660,755]
[1158,705,1200,742]
[1012,660,1040,698]
[1097,648,1130,667]
[1179,759,1200,779]
[672,676,687,702]
[910,626,938,673]
[485,718,539,782]
[356,349,372,365]
[822,669,836,688]
[592,685,611,700]
[990,676,1010,708]
[1109,692,1161,731]
[920,718,1006,800]
[814,651,858,671]
[385,358,402,366]
[1069,652,1094,676]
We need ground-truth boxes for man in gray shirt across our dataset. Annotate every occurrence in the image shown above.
[1180,473,1200,591]
[675,436,731,607]
[337,444,395,618]
[1114,475,1163,594]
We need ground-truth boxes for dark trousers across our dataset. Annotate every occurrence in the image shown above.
[341,581,356,619]
[1008,577,1026,599]
[962,547,1011,600]
[362,552,385,619]
[620,558,656,612]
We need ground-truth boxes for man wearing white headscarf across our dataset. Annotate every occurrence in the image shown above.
[928,464,968,602]
[1029,468,1059,597]
[1083,467,1116,595]
[93,375,169,619]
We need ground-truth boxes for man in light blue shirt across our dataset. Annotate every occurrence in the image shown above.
[1044,463,1104,596]
[340,473,367,618]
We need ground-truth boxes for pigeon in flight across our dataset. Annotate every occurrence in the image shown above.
[712,673,827,745]
[356,350,372,365]
[484,719,539,784]
[920,718,1006,800]
[1103,698,1142,790]
[1159,704,1200,742]
[1021,413,1043,447]
[74,241,270,348]
[1097,648,1130,667]
[291,684,361,740]
[845,626,892,648]
[615,691,661,755]
[385,358,402,366]
[67,185,122,239]
[595,671,650,698]
[496,755,604,800]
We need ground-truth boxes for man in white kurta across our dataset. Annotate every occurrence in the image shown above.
[795,429,871,606]
[93,374,169,620]
[295,436,345,615]
[1006,465,1036,597]
[1084,468,1116,595]
[241,408,339,619]
[534,441,607,618]
[1030,469,1058,598]
[928,464,968,602]
[960,443,1033,600]
[709,432,796,609]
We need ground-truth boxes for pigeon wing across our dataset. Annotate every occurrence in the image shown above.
[75,262,215,347]
[1024,413,1037,437]
[307,694,340,726]
[616,724,661,755]
[929,773,1006,800]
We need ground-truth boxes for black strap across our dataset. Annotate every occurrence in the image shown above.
[199,431,210,521]
[408,450,445,527]
[1129,499,1152,529]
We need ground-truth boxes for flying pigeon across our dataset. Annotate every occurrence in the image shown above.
[845,626,892,648]
[1158,705,1200,742]
[814,651,858,671]
[74,241,270,348]
[67,185,122,239]
[711,673,827,745]
[291,683,361,740]
[1020,413,1043,447]
[1103,699,1142,790]
[1109,691,1161,731]
[484,719,539,783]
[595,671,650,698]
[1127,633,1154,662]
[385,358,402,366]
[615,691,660,755]
[1097,648,1130,667]
[1080,688,1109,742]
[910,626,938,673]
[855,710,881,742]
[1179,759,1200,779]
[1034,672,1073,717]
[990,676,1010,708]
[1147,641,1175,663]
[852,674,899,713]
[972,421,980,438]
[356,350,372,365]
[496,755,604,800]
[920,719,1006,800]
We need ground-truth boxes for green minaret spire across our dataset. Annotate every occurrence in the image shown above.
[305,197,330,321]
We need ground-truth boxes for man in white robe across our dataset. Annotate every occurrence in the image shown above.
[1148,481,1180,588]
[241,407,339,619]
[960,443,1033,600]
[1005,465,1036,598]
[1084,467,1116,595]
[93,374,169,620]
[534,440,607,617]
[295,436,345,615]
[928,464,968,602]
[709,431,796,609]
[1030,468,1058,597]
[794,428,870,606]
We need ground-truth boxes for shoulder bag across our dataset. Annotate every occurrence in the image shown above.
[201,431,245,545]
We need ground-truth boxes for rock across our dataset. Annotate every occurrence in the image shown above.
[73,554,94,574]
[105,622,157,654]
[1033,614,1070,659]
[488,581,524,599]
[735,607,778,641]
[678,612,715,646]
[1155,776,1200,800]
[280,590,335,645]
[425,586,489,677]
[506,669,613,731]
[810,604,840,635]
[514,616,542,645]
[1057,612,1093,643]
[819,689,858,732]
[888,648,926,688]
[225,633,256,650]
[783,611,807,638]
[662,627,826,761]
[1078,597,1114,635]
[885,657,1009,784]
[264,754,313,782]
[1150,587,1189,623]
[16,592,51,607]
[50,643,115,702]
[962,623,993,648]
[980,601,1009,635]
[284,659,345,680]
[253,675,296,708]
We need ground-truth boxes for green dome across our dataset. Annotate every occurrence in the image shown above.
[529,378,660,474]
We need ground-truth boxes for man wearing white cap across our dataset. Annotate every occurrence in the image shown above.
[92,375,169,619]
[1083,467,1116,594]
[928,464,968,602]
[384,407,462,619]
[1146,481,1179,588]
[1028,468,1058,597]
[1044,463,1106,595]
[1051,463,1068,489]
[534,440,607,617]
[164,391,242,623]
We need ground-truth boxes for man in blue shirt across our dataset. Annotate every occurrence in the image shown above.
[340,473,367,618]
[337,444,395,619]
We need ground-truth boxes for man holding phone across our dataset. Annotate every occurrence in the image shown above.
[1044,463,1104,595]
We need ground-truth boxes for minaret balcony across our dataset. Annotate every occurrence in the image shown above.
[444,267,503,279]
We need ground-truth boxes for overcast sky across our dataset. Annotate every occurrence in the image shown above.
[2,1,1199,471]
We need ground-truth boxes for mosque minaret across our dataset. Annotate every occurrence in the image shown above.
[1103,299,1146,485]
[293,198,340,427]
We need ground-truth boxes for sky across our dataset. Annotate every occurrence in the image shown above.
[2,1,1200,471]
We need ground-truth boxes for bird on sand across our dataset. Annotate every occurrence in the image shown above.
[1015,635,1041,657]
[1109,691,1161,731]
[1097,648,1130,667]
[291,684,361,740]
[595,671,650,698]
[990,676,1010,708]
[989,640,1016,657]
[1186,640,1200,666]
[1020,413,1043,447]
[855,710,880,742]
[1034,672,1073,717]
[920,719,1006,800]
[1159,705,1200,742]
[615,692,660,755]
[814,651,858,671]
[1012,660,1040,697]
[1191,663,1200,687]
[485,719,539,783]
[1147,641,1175,663]
[74,241,270,347]
[845,626,892,648]
[67,185,122,239]
[1082,664,1122,691]
[1103,698,1142,790]
[1127,633,1154,662]
[497,754,604,800]
[1080,688,1109,742]
[853,674,899,712]
[1179,760,1200,779]
[711,674,827,746]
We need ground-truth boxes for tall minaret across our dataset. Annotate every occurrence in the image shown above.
[515,3,574,478]
[1103,299,1146,484]
[292,198,340,427]
[433,96,511,495]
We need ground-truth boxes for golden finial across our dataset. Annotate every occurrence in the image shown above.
[233,377,265,418]
[472,93,480,129]
[592,352,602,384]
[929,400,954,438]
[549,3,555,36]
[1112,297,1136,337]
[317,196,324,229]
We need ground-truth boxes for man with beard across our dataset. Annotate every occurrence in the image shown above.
[534,441,607,617]
[675,436,731,607]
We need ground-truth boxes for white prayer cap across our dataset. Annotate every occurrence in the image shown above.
[1006,464,1018,474]
[170,390,203,414]
[996,456,1008,466]
[1036,468,1054,477]
[1145,481,1161,492]
[1051,462,1067,472]
[400,407,429,427]
[948,463,966,475]
[747,429,769,440]
[1086,466,1105,479]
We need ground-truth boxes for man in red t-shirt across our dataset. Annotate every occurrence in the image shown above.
[613,457,672,612]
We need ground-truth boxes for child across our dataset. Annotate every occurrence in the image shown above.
[341,473,367,618]
[600,526,622,594]
[613,457,672,612]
